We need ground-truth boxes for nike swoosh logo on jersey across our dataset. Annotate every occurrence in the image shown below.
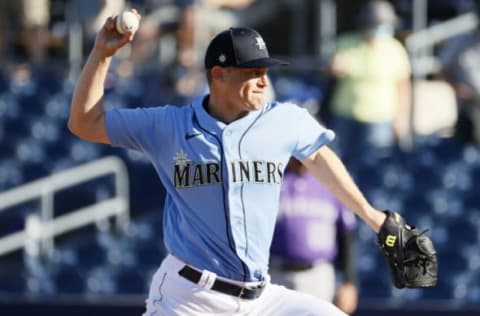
[185,133,202,140]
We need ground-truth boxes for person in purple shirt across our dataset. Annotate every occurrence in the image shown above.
[270,157,358,314]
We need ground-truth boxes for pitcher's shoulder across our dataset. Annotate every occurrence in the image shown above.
[265,100,307,115]
[150,103,195,117]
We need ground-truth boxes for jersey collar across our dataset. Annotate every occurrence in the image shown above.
[192,94,264,135]
[192,95,226,135]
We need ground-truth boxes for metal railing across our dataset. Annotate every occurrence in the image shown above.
[0,156,130,258]
[406,11,479,78]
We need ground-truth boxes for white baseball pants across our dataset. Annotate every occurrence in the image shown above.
[142,254,348,316]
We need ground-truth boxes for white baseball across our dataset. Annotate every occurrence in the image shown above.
[115,11,139,35]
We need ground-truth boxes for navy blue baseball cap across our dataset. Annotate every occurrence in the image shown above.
[204,27,289,69]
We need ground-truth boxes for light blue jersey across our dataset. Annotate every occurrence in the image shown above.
[105,95,334,282]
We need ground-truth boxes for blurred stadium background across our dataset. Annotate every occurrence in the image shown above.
[0,0,480,315]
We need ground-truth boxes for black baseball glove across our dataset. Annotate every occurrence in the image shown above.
[377,210,438,289]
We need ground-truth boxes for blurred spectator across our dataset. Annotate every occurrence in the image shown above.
[180,0,257,68]
[128,0,255,68]
[0,0,51,67]
[270,157,358,315]
[69,0,126,47]
[438,3,480,144]
[126,0,192,68]
[327,0,412,159]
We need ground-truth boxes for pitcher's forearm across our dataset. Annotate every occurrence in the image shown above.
[68,51,112,135]
[68,10,141,144]
[303,147,386,232]
[69,51,111,123]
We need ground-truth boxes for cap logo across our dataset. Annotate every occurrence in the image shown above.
[255,37,266,50]
[218,54,226,63]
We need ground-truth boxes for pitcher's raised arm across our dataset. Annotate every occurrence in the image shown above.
[68,10,141,144]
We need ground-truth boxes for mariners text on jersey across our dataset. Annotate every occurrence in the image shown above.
[173,158,284,188]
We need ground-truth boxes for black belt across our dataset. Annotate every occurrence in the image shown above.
[280,261,314,272]
[178,265,265,300]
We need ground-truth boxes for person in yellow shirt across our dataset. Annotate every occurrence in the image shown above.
[329,0,411,160]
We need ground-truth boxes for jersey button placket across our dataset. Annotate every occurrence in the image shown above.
[223,128,248,256]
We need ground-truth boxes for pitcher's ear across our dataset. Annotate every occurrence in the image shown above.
[211,66,225,81]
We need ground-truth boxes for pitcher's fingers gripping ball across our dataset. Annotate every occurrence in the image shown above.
[377,210,438,289]
[116,10,140,35]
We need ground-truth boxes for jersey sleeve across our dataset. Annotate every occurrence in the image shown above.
[291,106,335,160]
[105,106,170,154]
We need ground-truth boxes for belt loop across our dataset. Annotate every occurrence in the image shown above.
[264,274,270,284]
[198,269,217,290]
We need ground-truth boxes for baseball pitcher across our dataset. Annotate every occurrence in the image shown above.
[68,8,437,316]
